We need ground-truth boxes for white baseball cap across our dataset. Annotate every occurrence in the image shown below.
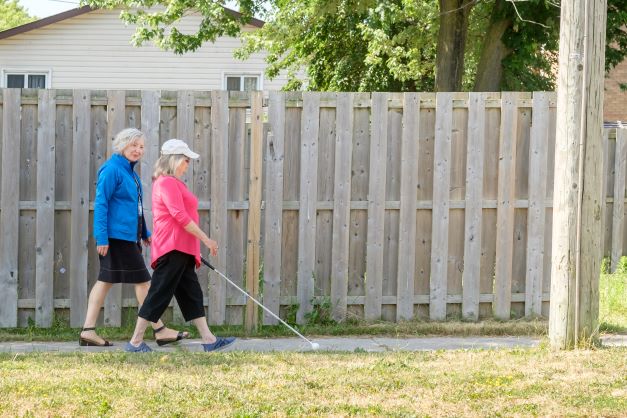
[161,138,199,159]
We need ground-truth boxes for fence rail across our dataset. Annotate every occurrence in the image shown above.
[0,88,625,328]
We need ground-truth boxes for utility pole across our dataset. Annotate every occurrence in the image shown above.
[549,0,607,349]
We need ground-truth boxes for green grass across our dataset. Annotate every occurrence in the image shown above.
[0,347,625,417]
[599,272,627,332]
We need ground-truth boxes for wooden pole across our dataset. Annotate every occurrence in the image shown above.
[549,0,607,349]
[245,91,263,332]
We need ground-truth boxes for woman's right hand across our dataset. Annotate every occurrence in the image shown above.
[204,238,219,257]
[97,245,109,257]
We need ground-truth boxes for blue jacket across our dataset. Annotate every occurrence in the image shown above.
[94,153,151,245]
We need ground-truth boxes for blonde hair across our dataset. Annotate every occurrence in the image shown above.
[153,154,188,179]
[112,128,145,153]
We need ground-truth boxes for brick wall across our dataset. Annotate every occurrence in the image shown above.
[604,58,627,122]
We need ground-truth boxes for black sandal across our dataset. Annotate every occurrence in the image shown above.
[153,325,189,346]
[79,327,112,347]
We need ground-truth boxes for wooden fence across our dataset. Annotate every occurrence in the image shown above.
[0,89,625,328]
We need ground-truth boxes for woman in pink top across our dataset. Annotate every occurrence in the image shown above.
[125,139,235,353]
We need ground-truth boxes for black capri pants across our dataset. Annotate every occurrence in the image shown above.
[138,250,205,323]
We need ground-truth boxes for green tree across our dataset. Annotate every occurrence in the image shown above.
[82,0,627,92]
[0,0,35,31]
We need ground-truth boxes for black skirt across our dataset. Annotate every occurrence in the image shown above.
[98,238,151,284]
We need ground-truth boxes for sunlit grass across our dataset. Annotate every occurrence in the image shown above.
[0,348,624,417]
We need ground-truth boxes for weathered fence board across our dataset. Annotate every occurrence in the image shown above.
[494,92,519,320]
[2,88,626,328]
[208,90,229,325]
[330,93,354,321]
[263,91,285,325]
[365,92,388,320]
[0,89,21,327]
[296,92,321,323]
[397,93,419,321]
[69,90,91,327]
[245,91,263,331]
[611,128,627,271]
[430,92,453,320]
[35,90,56,327]
[462,92,486,321]
[525,92,550,316]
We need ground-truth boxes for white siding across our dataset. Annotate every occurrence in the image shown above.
[0,9,293,90]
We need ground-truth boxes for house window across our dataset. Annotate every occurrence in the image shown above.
[3,72,48,88]
[225,74,260,91]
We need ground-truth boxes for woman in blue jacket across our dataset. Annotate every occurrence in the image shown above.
[79,128,187,346]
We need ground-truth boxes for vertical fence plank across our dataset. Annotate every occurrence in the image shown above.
[280,93,302,320]
[103,90,125,326]
[396,93,420,321]
[611,128,627,271]
[601,129,611,257]
[69,90,91,327]
[245,91,263,331]
[462,92,486,321]
[525,92,550,317]
[35,90,56,327]
[208,90,229,325]
[494,92,519,320]
[296,92,321,323]
[315,95,336,302]
[348,93,371,319]
[365,93,388,320]
[429,92,453,320]
[140,90,161,271]
[330,93,354,321]
[0,89,21,327]
[177,91,195,189]
[263,92,285,324]
[225,99,247,325]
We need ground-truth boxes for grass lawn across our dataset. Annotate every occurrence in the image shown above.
[0,273,624,416]
[1,348,625,417]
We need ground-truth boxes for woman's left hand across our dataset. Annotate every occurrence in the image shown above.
[142,237,152,246]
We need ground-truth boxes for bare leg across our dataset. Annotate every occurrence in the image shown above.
[191,317,217,344]
[129,317,151,346]
[80,281,113,344]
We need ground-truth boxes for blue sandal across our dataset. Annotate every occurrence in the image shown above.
[124,341,153,353]
[202,337,236,352]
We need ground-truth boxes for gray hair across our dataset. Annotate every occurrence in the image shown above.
[112,128,145,153]
[153,154,187,179]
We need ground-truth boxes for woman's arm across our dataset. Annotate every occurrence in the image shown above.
[94,165,118,256]
[184,221,218,257]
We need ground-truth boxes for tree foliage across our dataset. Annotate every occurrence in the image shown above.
[0,0,35,31]
[82,0,627,92]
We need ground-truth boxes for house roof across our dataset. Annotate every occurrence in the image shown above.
[0,5,264,41]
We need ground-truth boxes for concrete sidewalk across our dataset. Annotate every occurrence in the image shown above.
[0,335,624,353]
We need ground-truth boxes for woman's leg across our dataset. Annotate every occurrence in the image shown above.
[129,316,152,346]
[130,252,187,346]
[134,282,187,340]
[191,317,217,344]
[173,256,217,344]
[80,281,113,344]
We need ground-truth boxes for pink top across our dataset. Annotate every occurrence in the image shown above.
[150,175,200,268]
